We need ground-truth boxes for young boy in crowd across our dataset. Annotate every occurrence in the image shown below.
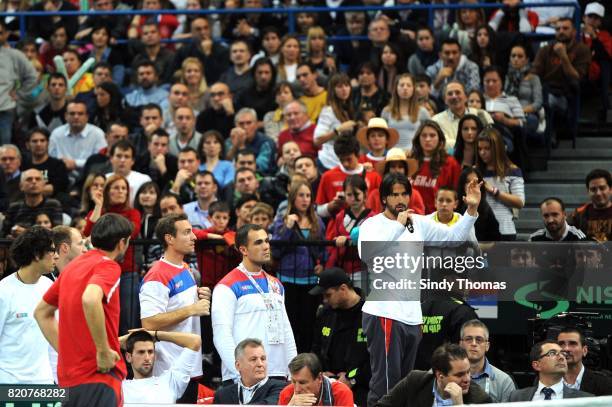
[248,202,275,231]
[197,201,239,288]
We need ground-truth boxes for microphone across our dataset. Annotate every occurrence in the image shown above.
[405,219,414,233]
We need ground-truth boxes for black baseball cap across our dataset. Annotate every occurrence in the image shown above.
[308,267,352,295]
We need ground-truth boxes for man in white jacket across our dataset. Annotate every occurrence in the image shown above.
[212,224,297,385]
[358,172,481,407]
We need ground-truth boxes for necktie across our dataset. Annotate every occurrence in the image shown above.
[541,387,554,400]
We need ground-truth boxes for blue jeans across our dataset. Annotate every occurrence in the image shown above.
[0,109,15,145]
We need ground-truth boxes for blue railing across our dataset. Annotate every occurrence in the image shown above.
[1,1,582,43]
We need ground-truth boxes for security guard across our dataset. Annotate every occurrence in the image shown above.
[414,287,479,371]
[310,267,370,407]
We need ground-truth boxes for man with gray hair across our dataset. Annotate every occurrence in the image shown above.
[225,108,276,175]
[277,100,317,158]
[0,144,24,205]
[2,168,63,238]
[459,319,516,402]
[214,338,287,405]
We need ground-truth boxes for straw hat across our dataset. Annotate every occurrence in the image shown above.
[356,117,400,150]
[374,147,419,177]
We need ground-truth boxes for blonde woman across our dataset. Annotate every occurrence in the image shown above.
[180,57,208,112]
[305,26,336,85]
[381,73,431,150]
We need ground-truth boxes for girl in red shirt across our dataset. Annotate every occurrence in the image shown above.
[410,120,461,214]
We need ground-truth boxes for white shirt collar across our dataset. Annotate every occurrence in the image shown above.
[535,379,564,399]
[563,364,585,389]
[339,163,364,175]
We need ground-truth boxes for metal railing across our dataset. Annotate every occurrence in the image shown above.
[1,1,582,44]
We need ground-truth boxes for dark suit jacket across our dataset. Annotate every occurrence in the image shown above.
[213,379,286,405]
[376,370,491,407]
[509,385,593,401]
[581,368,612,396]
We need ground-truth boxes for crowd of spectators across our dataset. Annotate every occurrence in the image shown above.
[0,0,611,405]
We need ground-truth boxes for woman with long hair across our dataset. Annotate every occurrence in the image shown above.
[410,120,461,214]
[378,42,405,95]
[272,179,326,352]
[263,81,296,142]
[134,181,161,240]
[80,173,106,216]
[277,34,301,83]
[90,82,123,132]
[382,73,431,150]
[448,0,486,56]
[313,72,357,170]
[469,25,500,76]
[325,174,375,279]
[504,43,543,138]
[304,26,336,86]
[180,57,208,113]
[453,114,483,169]
[456,167,501,241]
[197,130,234,188]
[475,127,525,240]
[85,23,125,85]
[83,174,142,333]
[133,181,161,274]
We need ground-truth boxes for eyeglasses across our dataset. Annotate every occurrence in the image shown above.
[538,349,565,359]
[210,92,226,97]
[462,336,488,345]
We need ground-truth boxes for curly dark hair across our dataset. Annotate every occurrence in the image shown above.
[9,226,55,268]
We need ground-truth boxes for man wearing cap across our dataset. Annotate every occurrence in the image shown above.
[310,268,370,407]
[582,2,611,121]
[356,117,399,169]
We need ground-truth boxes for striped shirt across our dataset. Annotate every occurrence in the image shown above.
[483,168,525,236]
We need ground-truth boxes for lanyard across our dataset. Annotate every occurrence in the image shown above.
[238,263,275,308]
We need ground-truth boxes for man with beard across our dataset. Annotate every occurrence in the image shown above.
[122,330,202,404]
[236,58,277,121]
[125,61,169,108]
[557,327,612,396]
[509,341,592,401]
[530,197,587,241]
[34,214,133,406]
[532,18,590,146]
[570,169,612,242]
[212,224,297,385]
[140,213,211,403]
[358,173,482,407]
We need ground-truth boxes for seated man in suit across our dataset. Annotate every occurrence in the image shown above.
[213,338,286,405]
[509,340,593,401]
[558,327,612,395]
[377,344,491,407]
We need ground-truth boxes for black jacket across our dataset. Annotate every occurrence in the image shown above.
[580,368,612,396]
[213,379,286,405]
[174,41,230,84]
[414,296,478,371]
[377,370,492,407]
[509,385,592,401]
[311,293,370,399]
[134,152,178,191]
